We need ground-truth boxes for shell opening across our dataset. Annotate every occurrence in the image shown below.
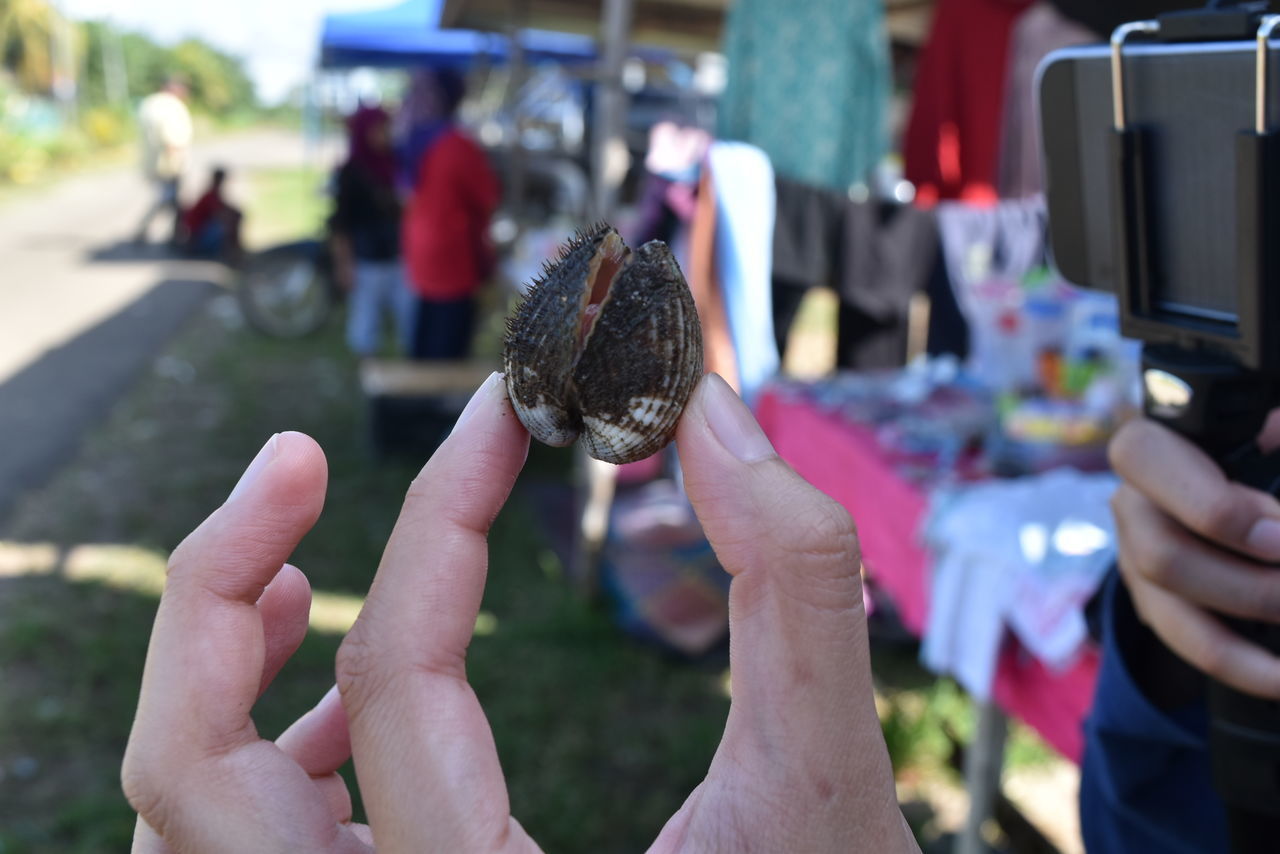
[578,233,629,347]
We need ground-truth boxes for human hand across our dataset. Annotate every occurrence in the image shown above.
[122,373,916,853]
[1110,412,1280,698]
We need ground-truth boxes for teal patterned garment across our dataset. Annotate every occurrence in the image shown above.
[718,0,890,193]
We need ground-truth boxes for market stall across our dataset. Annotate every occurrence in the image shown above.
[755,380,1108,762]
[320,0,600,68]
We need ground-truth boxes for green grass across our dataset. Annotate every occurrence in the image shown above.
[241,164,330,250]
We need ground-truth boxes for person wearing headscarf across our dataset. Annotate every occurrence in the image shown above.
[331,104,412,356]
[396,70,501,360]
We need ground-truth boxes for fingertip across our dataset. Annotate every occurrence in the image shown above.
[275,684,351,777]
[1108,417,1158,474]
[677,373,776,465]
[258,564,313,695]
[225,431,328,521]
[273,561,310,586]
[272,432,329,499]
[417,373,530,497]
[169,437,329,606]
[259,563,312,612]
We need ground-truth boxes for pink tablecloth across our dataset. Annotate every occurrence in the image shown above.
[756,387,1099,763]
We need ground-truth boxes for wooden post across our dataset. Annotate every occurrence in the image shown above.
[957,700,1008,854]
[504,0,530,227]
[591,0,634,220]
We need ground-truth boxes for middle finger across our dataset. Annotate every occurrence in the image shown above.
[336,374,537,852]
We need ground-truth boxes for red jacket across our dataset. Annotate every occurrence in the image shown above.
[902,0,1033,204]
[402,128,501,301]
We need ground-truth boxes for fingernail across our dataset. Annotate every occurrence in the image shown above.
[450,372,502,436]
[228,434,279,503]
[1246,518,1280,560]
[701,374,775,463]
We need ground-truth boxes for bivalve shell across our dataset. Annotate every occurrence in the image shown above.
[502,224,704,464]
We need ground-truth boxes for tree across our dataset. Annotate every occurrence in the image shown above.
[0,0,57,93]
[170,38,255,115]
[77,23,257,116]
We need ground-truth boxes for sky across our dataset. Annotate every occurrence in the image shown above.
[62,0,391,103]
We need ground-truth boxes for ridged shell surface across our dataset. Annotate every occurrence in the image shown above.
[502,225,704,465]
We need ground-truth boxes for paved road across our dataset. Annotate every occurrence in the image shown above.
[0,130,311,524]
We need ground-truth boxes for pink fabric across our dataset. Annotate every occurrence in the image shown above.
[993,644,1097,763]
[755,387,1099,763]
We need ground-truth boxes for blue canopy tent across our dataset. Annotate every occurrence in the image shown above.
[319,0,598,68]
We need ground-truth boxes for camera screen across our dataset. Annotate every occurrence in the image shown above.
[1041,41,1272,324]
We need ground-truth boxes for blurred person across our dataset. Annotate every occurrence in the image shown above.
[397,69,500,361]
[1081,413,1280,852]
[182,166,242,264]
[120,373,920,852]
[331,105,411,357]
[135,78,193,246]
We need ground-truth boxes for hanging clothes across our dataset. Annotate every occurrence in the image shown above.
[936,198,1047,310]
[772,176,847,289]
[718,0,890,193]
[629,173,685,249]
[998,2,1098,198]
[835,199,941,370]
[903,0,1034,204]
[936,197,1048,379]
[707,142,778,405]
[629,122,711,246]
[839,200,939,326]
[770,176,966,369]
[687,167,740,391]
[925,255,971,361]
[771,176,847,357]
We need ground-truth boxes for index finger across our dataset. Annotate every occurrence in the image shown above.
[336,373,537,852]
[1110,418,1280,562]
[127,432,327,766]
[123,433,369,851]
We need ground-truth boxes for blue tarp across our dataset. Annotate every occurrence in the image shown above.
[319,0,598,68]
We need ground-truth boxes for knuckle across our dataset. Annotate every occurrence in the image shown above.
[1124,579,1156,626]
[165,535,195,579]
[121,751,168,829]
[406,469,500,537]
[1250,578,1280,623]
[404,474,436,507]
[335,622,393,723]
[788,497,861,570]
[1190,633,1228,679]
[1137,536,1182,587]
[1192,490,1249,543]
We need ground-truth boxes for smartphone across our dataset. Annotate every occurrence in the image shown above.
[1039,40,1275,326]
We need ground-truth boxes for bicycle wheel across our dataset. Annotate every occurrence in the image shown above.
[236,241,336,338]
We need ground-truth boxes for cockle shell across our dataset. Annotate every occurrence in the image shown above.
[502,224,704,464]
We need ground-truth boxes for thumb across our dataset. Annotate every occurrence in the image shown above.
[674,375,903,847]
